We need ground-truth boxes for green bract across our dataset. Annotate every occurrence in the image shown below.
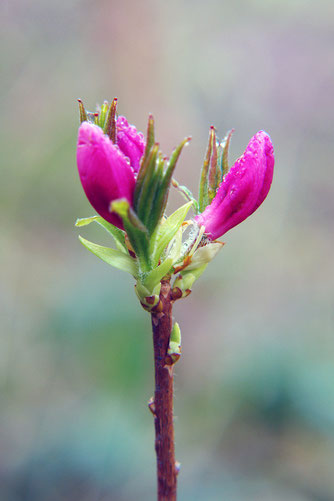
[76,199,217,308]
[78,236,138,276]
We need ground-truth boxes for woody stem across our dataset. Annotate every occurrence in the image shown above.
[151,279,177,501]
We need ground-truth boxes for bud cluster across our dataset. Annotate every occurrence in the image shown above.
[76,98,274,306]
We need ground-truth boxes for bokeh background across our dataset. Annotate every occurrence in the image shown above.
[1,0,334,499]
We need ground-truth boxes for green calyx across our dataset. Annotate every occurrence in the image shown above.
[198,127,234,212]
[111,198,151,273]
[78,98,118,142]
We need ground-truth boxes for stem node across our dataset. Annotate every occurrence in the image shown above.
[148,397,156,416]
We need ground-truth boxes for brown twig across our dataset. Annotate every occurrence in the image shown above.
[150,279,178,501]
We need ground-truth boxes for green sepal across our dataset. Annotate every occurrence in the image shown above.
[199,128,234,212]
[78,236,138,276]
[150,201,193,266]
[78,99,87,123]
[207,128,219,203]
[98,101,109,129]
[111,199,150,272]
[103,98,118,143]
[198,127,214,212]
[219,129,234,178]
[75,216,127,253]
[199,127,223,210]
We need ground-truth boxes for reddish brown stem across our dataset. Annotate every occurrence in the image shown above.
[151,280,177,501]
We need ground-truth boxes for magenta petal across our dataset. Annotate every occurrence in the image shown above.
[253,132,274,211]
[77,122,136,229]
[195,131,274,239]
[116,116,145,173]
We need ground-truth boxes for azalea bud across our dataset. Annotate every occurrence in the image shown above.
[194,131,274,239]
[77,122,137,230]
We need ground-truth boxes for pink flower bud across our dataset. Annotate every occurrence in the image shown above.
[116,116,145,173]
[194,131,274,239]
[77,121,137,229]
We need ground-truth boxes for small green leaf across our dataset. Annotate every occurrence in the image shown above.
[79,236,138,276]
[144,154,165,235]
[172,179,199,214]
[167,322,182,364]
[111,199,151,271]
[135,281,161,303]
[142,257,173,291]
[111,200,144,231]
[75,215,127,252]
[173,264,208,296]
[134,115,155,207]
[75,216,98,227]
[167,227,183,264]
[185,241,224,271]
[162,137,190,197]
[170,322,181,345]
[150,201,192,266]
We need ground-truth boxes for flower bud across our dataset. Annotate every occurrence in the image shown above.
[194,131,274,239]
[77,122,137,229]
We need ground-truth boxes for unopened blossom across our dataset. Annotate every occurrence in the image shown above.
[116,116,145,173]
[195,131,274,239]
[77,118,145,229]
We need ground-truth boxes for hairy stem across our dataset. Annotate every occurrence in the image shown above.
[151,279,177,501]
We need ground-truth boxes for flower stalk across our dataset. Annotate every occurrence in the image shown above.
[151,279,178,501]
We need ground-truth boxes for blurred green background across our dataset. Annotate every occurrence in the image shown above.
[1,0,334,499]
